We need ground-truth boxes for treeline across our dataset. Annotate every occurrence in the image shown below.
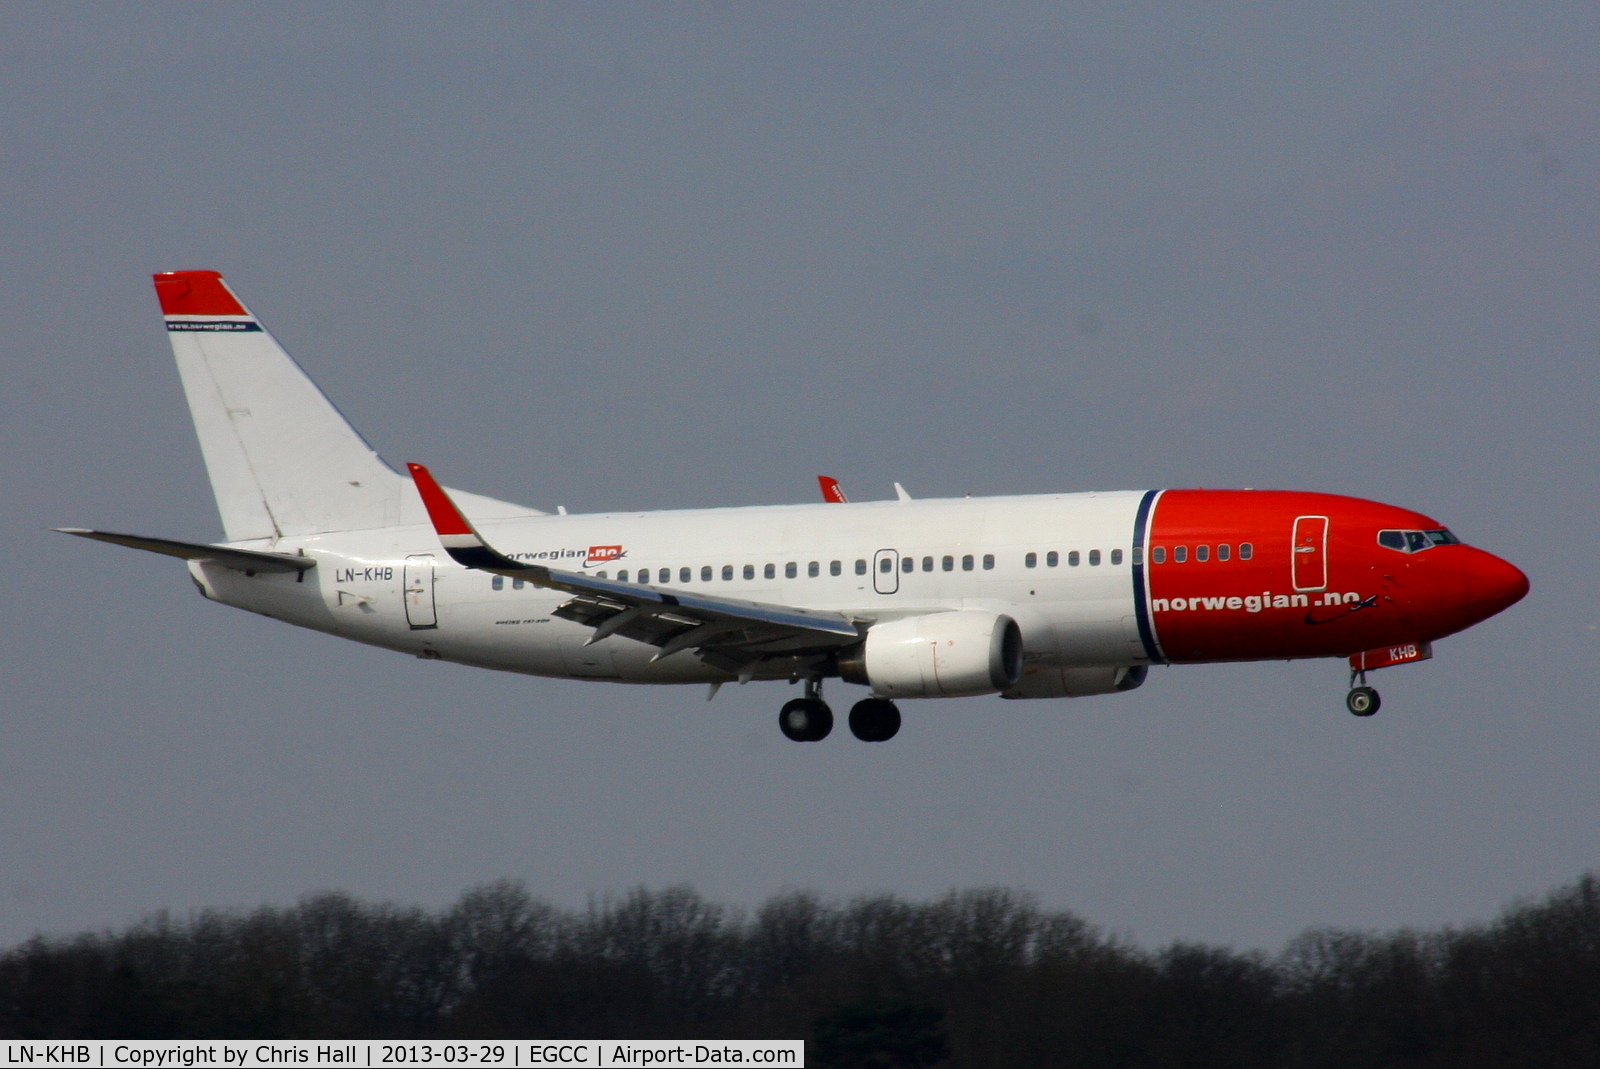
[3,876,1599,1066]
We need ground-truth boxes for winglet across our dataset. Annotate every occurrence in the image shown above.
[406,463,502,569]
[817,476,849,503]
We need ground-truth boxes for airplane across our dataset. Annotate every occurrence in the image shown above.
[61,271,1530,743]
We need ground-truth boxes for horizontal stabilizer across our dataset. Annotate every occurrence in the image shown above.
[56,528,315,574]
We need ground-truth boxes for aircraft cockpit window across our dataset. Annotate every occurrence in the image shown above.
[1380,529,1457,554]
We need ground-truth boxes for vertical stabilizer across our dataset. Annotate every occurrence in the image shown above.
[155,270,409,540]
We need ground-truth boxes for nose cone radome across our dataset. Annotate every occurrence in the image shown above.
[1463,548,1530,622]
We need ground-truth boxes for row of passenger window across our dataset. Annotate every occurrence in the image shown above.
[1149,543,1253,564]
[1023,549,1121,568]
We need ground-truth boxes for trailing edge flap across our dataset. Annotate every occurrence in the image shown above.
[56,528,316,574]
[407,463,862,661]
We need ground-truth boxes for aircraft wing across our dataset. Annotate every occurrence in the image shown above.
[407,464,863,670]
[56,528,316,573]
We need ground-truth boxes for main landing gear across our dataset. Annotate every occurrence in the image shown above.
[778,680,901,742]
[1346,669,1381,717]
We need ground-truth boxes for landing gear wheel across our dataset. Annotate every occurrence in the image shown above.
[779,698,834,741]
[848,698,902,742]
[1346,686,1380,717]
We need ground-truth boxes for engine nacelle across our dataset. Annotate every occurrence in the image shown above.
[1000,665,1148,700]
[839,611,1023,698]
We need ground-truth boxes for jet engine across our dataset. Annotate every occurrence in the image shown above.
[838,610,1023,698]
[1001,664,1148,700]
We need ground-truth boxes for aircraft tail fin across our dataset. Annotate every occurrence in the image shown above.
[154,271,536,540]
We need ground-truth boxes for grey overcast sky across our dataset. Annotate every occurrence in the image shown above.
[4,3,1597,952]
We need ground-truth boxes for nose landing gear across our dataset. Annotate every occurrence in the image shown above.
[1346,669,1381,717]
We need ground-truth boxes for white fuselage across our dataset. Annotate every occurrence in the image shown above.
[192,492,1147,684]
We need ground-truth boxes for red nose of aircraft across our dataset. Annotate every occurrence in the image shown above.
[1462,547,1530,623]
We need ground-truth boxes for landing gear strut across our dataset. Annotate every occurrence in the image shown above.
[778,677,833,741]
[1346,669,1380,717]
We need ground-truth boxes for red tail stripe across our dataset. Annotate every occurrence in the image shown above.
[153,271,248,316]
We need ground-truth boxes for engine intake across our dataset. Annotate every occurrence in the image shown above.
[839,611,1023,698]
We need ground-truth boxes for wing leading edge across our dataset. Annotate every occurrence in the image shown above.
[406,464,863,674]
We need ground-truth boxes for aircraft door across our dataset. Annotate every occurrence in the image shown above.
[873,549,900,594]
[404,553,439,629]
[1291,516,1329,591]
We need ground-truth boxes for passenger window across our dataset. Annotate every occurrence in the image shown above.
[922,556,933,572]
[765,563,776,579]
[880,558,892,573]
[1068,550,1080,566]
[1089,549,1101,566]
[983,554,995,570]
[680,567,692,583]
[596,571,608,579]
[1196,545,1209,562]
[743,564,755,580]
[1152,547,1165,564]
[1025,552,1038,568]
[1046,551,1058,567]
[492,575,504,591]
[722,564,733,581]
[701,566,712,582]
[638,571,650,585]
[785,562,798,579]
[1240,543,1253,560]
[1218,544,1230,561]
[659,568,670,583]
[617,569,629,582]
[855,559,867,575]
[831,560,842,576]
[1132,547,1142,565]
[942,555,954,572]
[962,554,974,571]
[902,557,913,573]
[1111,548,1123,565]
[808,561,820,578]
[1174,547,1187,563]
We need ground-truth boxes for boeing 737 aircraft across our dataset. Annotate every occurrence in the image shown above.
[63,271,1529,742]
